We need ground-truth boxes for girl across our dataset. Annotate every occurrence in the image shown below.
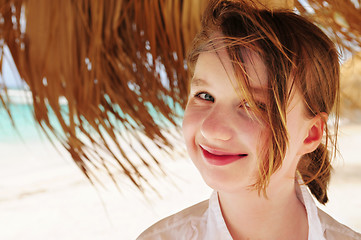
[138,0,361,239]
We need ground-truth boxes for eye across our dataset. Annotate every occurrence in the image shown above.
[256,102,266,111]
[239,100,266,111]
[240,101,251,109]
[239,100,251,109]
[195,92,215,102]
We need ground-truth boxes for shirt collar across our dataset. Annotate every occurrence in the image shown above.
[207,178,326,240]
[296,176,326,240]
[207,191,233,239]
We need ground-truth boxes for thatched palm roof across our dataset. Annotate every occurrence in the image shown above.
[1,0,361,192]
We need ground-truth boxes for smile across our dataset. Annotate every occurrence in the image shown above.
[199,145,248,166]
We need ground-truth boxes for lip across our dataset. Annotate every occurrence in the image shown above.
[199,145,248,166]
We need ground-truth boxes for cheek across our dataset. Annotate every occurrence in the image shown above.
[286,113,308,156]
[182,107,201,148]
[252,128,270,165]
[239,118,267,147]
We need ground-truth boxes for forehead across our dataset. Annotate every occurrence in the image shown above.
[240,49,268,88]
[192,48,268,91]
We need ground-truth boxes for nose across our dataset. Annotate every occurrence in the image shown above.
[200,108,234,141]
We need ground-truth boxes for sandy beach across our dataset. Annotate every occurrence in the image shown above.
[0,122,360,240]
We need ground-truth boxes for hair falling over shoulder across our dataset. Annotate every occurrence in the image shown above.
[187,0,340,204]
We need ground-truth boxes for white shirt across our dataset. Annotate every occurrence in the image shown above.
[138,182,361,240]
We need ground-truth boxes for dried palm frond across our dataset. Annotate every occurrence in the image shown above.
[340,52,361,121]
[295,0,361,54]
[0,0,360,192]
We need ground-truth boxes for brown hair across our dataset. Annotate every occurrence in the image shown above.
[187,0,340,204]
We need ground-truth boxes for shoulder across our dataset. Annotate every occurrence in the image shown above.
[137,199,209,240]
[317,207,361,240]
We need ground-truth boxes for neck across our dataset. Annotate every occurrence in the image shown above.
[218,178,308,240]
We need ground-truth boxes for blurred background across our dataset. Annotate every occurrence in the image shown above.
[1,0,361,239]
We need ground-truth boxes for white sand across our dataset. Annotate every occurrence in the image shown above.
[0,123,360,240]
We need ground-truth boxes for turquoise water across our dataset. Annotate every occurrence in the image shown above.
[0,104,44,142]
[0,101,184,143]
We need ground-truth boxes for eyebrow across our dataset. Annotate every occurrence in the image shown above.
[191,77,269,95]
[250,86,269,95]
[190,78,208,87]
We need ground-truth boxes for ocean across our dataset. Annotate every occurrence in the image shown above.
[0,89,184,144]
[0,103,42,142]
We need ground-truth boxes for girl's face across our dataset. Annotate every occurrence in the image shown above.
[182,49,313,193]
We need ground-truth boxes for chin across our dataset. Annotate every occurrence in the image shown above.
[194,158,255,194]
[205,177,253,193]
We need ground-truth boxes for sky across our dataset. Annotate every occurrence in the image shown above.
[1,45,23,89]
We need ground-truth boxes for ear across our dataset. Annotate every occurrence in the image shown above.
[301,113,328,155]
